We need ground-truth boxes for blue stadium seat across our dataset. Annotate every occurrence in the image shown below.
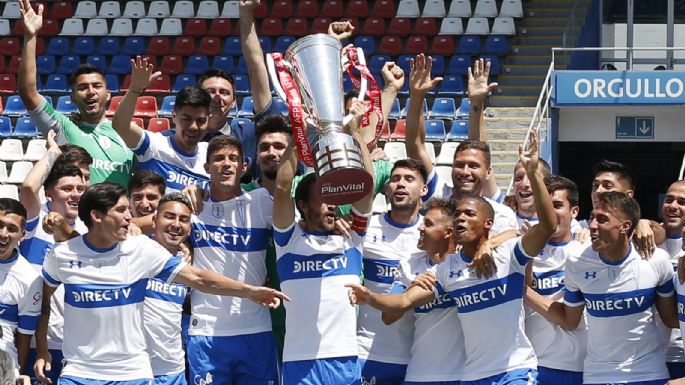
[231,118,255,134]
[14,117,37,137]
[369,55,392,74]
[430,55,446,75]
[424,119,446,141]
[388,98,401,120]
[236,56,248,75]
[172,74,196,93]
[430,97,457,119]
[105,73,120,92]
[273,97,289,116]
[97,37,121,56]
[159,95,176,117]
[275,36,296,52]
[481,55,501,75]
[397,54,412,74]
[438,74,465,96]
[398,78,411,96]
[186,55,209,75]
[87,55,107,72]
[237,97,254,118]
[109,55,132,74]
[233,74,250,95]
[354,36,376,55]
[228,103,238,118]
[42,74,70,93]
[58,55,81,74]
[399,98,428,119]
[123,36,146,55]
[484,35,509,55]
[0,117,12,137]
[3,95,26,116]
[72,37,95,56]
[448,55,471,75]
[211,55,234,73]
[456,97,470,118]
[457,35,481,54]
[55,95,78,115]
[343,75,354,93]
[36,55,56,75]
[47,37,70,55]
[259,36,272,53]
[222,37,242,56]
[447,119,469,140]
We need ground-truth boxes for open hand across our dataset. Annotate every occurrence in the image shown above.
[409,54,442,96]
[19,0,43,37]
[519,129,539,177]
[468,58,498,104]
[129,56,162,93]
[247,285,290,308]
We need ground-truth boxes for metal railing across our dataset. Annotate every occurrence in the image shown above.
[551,46,685,69]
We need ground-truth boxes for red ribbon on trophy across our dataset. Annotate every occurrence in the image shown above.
[344,47,384,148]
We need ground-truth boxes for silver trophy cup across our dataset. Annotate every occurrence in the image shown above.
[267,34,373,205]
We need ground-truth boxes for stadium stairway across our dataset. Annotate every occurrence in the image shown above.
[490,0,591,107]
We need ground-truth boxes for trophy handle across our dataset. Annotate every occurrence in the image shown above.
[266,53,288,102]
[342,47,368,127]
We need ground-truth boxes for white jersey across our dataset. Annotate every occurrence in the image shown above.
[525,240,587,372]
[563,245,673,383]
[423,169,518,234]
[189,189,273,337]
[393,254,464,382]
[657,234,684,363]
[435,238,537,381]
[0,251,42,364]
[357,213,421,364]
[132,131,209,192]
[41,235,185,381]
[274,222,364,362]
[144,251,189,376]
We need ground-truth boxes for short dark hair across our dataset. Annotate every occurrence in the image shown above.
[0,198,27,226]
[595,191,641,234]
[455,140,491,167]
[457,194,494,221]
[255,114,291,142]
[294,173,317,218]
[592,159,636,191]
[545,175,579,207]
[197,68,236,90]
[128,170,166,196]
[44,163,83,190]
[59,144,93,166]
[174,86,211,112]
[206,134,244,163]
[391,159,428,183]
[424,198,455,222]
[69,64,107,89]
[157,192,193,213]
[516,158,552,178]
[78,183,127,228]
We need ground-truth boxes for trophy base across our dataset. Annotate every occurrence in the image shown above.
[315,166,373,205]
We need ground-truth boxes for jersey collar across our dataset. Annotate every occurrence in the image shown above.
[0,249,19,264]
[599,244,633,266]
[384,212,420,229]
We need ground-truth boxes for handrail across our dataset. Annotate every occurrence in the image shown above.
[679,153,685,180]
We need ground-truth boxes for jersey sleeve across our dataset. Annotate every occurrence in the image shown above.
[273,222,296,248]
[257,189,274,227]
[145,237,185,282]
[491,204,519,234]
[41,249,61,288]
[23,213,41,238]
[27,97,75,137]
[131,130,162,161]
[651,249,676,297]
[489,187,505,204]
[16,273,42,335]
[562,261,584,307]
[422,168,446,203]
[511,237,533,270]
[254,97,282,123]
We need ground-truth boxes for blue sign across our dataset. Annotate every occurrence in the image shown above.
[615,116,654,139]
[552,71,685,106]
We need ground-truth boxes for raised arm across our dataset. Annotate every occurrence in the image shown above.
[349,100,375,215]
[20,131,61,220]
[346,282,435,314]
[273,141,297,229]
[405,54,442,175]
[239,0,272,114]
[520,130,556,256]
[17,0,44,110]
[524,287,584,331]
[112,56,160,148]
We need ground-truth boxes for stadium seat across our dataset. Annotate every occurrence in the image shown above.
[36,55,56,75]
[46,37,69,55]
[185,19,207,37]
[133,96,158,118]
[456,97,470,118]
[172,74,197,92]
[85,19,109,36]
[260,18,283,36]
[6,161,33,184]
[430,55,446,75]
[86,55,107,72]
[123,1,146,18]
[55,95,78,116]
[147,37,171,56]
[0,185,18,200]
[6,56,20,75]
[448,55,471,75]
[197,1,220,18]
[172,1,195,18]
[71,37,95,55]
[371,0,395,18]
[171,36,195,56]
[2,2,20,18]
[448,0,472,17]
[158,95,176,117]
[422,0,446,17]
[106,96,123,117]
[431,36,455,55]
[484,35,509,55]
[438,74,465,96]
[361,17,386,36]
[211,55,234,73]
[500,0,523,18]
[406,36,428,54]
[0,38,19,56]
[436,141,459,164]
[74,1,97,18]
[296,0,318,18]
[396,0,420,17]
[13,117,37,137]
[474,0,498,17]
[369,54,391,73]
[285,18,307,36]
[378,36,402,55]
[186,55,210,75]
[372,193,388,214]
[378,120,391,141]
[0,139,23,161]
[110,18,134,36]
[435,166,453,186]
[272,97,289,116]
[97,37,120,56]
[271,0,293,18]
[414,18,438,36]
[236,56,248,74]
[237,96,254,118]
[439,17,464,35]
[482,55,501,74]
[33,19,58,37]
[221,1,240,18]
[160,18,183,35]
[42,74,69,93]
[99,1,122,18]
[147,117,171,133]
[233,74,250,94]
[425,142,436,163]
[447,120,469,140]
[221,37,241,56]
[0,20,10,37]
[3,95,26,116]
[275,36,296,52]
[206,19,230,36]
[0,57,6,74]
[105,73,120,92]
[322,0,344,18]
[354,36,376,55]
[384,142,407,161]
[121,37,145,55]
[457,36,481,54]
[492,17,516,35]
[399,98,428,118]
[396,54,412,74]
[0,117,11,137]
[390,119,406,140]
[430,98,456,119]
[465,17,490,35]
[130,117,144,129]
[109,55,132,74]
[387,98,401,120]
[424,120,446,141]
[196,37,221,56]
[149,1,172,17]
[311,18,333,34]
[50,2,74,20]
[388,18,412,37]
[134,18,158,36]
[60,18,84,36]
[147,75,171,93]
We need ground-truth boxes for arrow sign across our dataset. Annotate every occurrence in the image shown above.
[616,116,654,139]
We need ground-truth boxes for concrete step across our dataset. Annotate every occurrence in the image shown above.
[490,95,538,107]
[484,117,532,130]
[492,151,522,163]
[498,74,546,86]
[487,139,525,151]
[503,64,557,76]
[524,17,575,27]
[509,55,560,65]
[484,128,529,140]
[514,35,571,46]
[486,107,536,119]
[512,45,555,55]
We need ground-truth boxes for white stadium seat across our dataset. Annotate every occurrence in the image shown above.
[6,161,33,184]
[492,17,517,35]
[159,18,183,35]
[473,0,498,17]
[110,18,134,36]
[396,0,420,17]
[171,1,195,18]
[500,0,524,18]
[2,2,21,18]
[148,1,171,17]
[372,193,389,214]
[425,142,436,164]
[85,19,109,36]
[60,18,84,36]
[123,1,146,18]
[435,166,454,187]
[99,1,122,18]
[465,17,490,35]
[439,17,463,35]
[447,0,472,17]
[0,161,7,183]
[74,1,98,18]
[196,0,220,18]
[0,19,10,36]
[0,139,24,161]
[23,139,47,162]
[221,1,240,18]
[0,184,18,200]
[422,0,446,17]
[383,142,408,163]
[135,18,158,36]
[436,141,459,165]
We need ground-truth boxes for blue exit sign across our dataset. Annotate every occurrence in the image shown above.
[615,116,654,139]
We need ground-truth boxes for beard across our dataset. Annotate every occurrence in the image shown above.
[262,169,278,180]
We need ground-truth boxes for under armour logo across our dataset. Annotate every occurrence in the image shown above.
[449,270,463,278]
[194,373,213,385]
[584,271,597,279]
[361,377,377,385]
[69,260,83,269]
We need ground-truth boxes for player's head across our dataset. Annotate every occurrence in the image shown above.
[128,170,166,218]
[386,159,428,213]
[69,64,110,122]
[0,198,27,260]
[58,144,93,186]
[453,194,494,246]
[153,193,192,252]
[44,163,87,223]
[172,86,212,152]
[545,175,579,240]
[198,68,236,120]
[295,173,337,233]
[591,159,636,207]
[662,180,685,235]
[589,191,640,253]
[513,158,552,215]
[79,183,131,243]
[452,140,491,197]
[255,115,291,181]
[418,198,454,252]
[205,135,247,193]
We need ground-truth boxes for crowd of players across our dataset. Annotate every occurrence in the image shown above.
[3,0,685,385]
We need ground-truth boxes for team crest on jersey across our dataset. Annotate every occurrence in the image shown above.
[212,204,224,218]
[98,136,112,150]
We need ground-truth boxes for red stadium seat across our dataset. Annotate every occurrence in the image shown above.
[19,18,58,36]
[260,18,283,36]
[388,18,412,37]
[50,2,73,19]
[253,1,268,18]
[185,19,207,37]
[106,96,123,117]
[378,36,402,55]
[0,74,16,94]
[414,18,438,36]
[6,56,20,74]
[35,37,45,55]
[134,96,158,118]
[406,35,429,54]
[347,0,369,17]
[171,36,196,56]
[209,19,232,37]
[271,0,293,18]
[341,17,360,30]
[147,117,170,132]
[371,0,395,18]
[0,57,6,74]
[0,38,19,56]
[131,117,144,128]
[431,36,456,55]
[147,74,171,93]
[198,37,222,56]
[391,119,406,140]
[362,17,386,36]
[147,37,170,56]
[295,0,318,18]
[379,120,391,141]
[160,55,184,75]
[311,18,333,34]
[285,18,308,36]
[322,0,344,18]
